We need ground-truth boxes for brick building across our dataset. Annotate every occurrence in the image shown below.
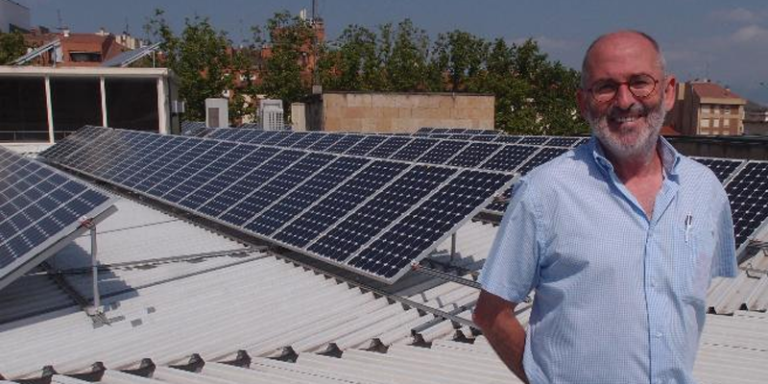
[668,80,747,136]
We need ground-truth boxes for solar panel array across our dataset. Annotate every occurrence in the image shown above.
[41,127,514,284]
[0,146,116,291]
[722,161,768,249]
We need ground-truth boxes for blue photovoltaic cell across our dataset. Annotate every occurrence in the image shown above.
[367,136,413,159]
[219,153,334,226]
[120,138,192,188]
[694,158,743,183]
[349,170,511,278]
[494,136,521,144]
[246,156,369,236]
[326,135,366,153]
[261,131,293,146]
[275,132,308,147]
[417,127,434,133]
[198,150,304,218]
[480,145,538,172]
[0,146,114,288]
[469,135,497,142]
[416,140,469,164]
[345,136,388,156]
[725,162,768,248]
[178,146,281,210]
[518,136,550,145]
[448,142,501,168]
[147,141,236,198]
[307,134,344,151]
[292,132,324,149]
[517,147,568,175]
[390,138,439,161]
[546,137,581,147]
[163,142,243,203]
[274,161,409,248]
[308,165,455,262]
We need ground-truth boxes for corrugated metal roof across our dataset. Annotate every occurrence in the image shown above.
[0,185,766,383]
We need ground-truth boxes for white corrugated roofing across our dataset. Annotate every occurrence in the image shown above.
[0,190,767,383]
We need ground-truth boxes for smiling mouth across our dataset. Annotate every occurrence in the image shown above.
[609,115,644,124]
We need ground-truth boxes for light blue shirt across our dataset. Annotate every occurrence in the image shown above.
[479,137,738,384]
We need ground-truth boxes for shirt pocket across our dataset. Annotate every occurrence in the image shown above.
[674,224,716,302]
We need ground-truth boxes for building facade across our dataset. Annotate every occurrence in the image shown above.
[0,66,179,143]
[298,92,495,133]
[668,81,747,136]
[23,30,128,67]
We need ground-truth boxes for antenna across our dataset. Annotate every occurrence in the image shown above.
[124,17,130,35]
[312,0,318,21]
[57,9,63,31]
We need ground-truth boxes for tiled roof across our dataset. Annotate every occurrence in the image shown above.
[692,82,745,101]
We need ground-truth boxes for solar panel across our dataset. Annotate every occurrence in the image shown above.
[238,123,261,129]
[306,165,456,262]
[493,136,522,144]
[274,161,409,248]
[326,135,365,153]
[693,157,744,183]
[292,132,324,149]
[390,138,439,161]
[724,162,768,249]
[480,145,538,172]
[263,131,293,146]
[416,140,469,164]
[448,143,502,168]
[307,134,344,151]
[469,135,498,142]
[367,136,414,159]
[348,169,512,279]
[518,136,550,145]
[0,147,116,291]
[517,147,568,175]
[417,127,434,133]
[546,137,581,148]
[41,127,515,284]
[275,132,308,147]
[345,136,388,156]
[449,134,472,141]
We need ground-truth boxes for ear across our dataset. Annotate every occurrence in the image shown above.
[662,75,677,112]
[577,88,590,120]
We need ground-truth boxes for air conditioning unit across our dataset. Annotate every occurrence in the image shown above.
[260,99,285,131]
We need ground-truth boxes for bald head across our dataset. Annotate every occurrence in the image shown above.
[581,30,667,88]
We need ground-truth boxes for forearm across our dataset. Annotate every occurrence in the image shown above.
[482,312,529,383]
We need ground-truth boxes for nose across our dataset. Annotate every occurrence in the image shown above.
[614,83,636,109]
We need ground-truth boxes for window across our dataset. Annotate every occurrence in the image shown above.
[50,78,102,136]
[724,119,730,127]
[701,119,710,128]
[0,78,49,142]
[724,106,731,115]
[69,51,102,62]
[701,105,710,114]
[713,105,720,114]
[105,78,159,131]
[713,119,720,128]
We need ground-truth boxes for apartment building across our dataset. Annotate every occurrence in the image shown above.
[669,80,747,136]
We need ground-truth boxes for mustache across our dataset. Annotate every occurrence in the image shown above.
[607,103,647,120]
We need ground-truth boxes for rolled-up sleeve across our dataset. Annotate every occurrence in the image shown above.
[479,178,544,303]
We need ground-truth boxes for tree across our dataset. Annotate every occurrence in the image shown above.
[145,9,234,122]
[0,31,26,65]
[432,30,489,92]
[320,24,382,91]
[254,11,315,117]
[385,19,431,92]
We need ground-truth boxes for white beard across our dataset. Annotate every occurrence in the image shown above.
[588,101,666,162]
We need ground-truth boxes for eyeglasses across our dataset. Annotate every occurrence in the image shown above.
[586,74,660,103]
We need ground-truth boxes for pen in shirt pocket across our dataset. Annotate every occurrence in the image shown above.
[684,213,693,243]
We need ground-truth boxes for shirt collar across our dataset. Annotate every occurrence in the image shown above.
[589,135,681,178]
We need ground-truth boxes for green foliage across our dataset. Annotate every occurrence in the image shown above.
[385,19,431,91]
[144,9,234,122]
[0,31,26,65]
[254,11,315,116]
[432,30,489,92]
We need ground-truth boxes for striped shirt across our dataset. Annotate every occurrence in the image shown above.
[479,137,738,384]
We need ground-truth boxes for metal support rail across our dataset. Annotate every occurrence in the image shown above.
[410,262,481,290]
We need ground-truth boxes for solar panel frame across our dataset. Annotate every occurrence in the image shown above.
[723,161,768,253]
[0,147,117,292]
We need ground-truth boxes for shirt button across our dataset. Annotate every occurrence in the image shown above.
[655,332,663,338]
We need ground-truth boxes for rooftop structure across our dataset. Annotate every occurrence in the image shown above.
[0,126,766,383]
[668,80,747,137]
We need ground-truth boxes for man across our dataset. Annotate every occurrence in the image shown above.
[473,30,737,384]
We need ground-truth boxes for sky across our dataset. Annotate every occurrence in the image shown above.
[19,0,768,105]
